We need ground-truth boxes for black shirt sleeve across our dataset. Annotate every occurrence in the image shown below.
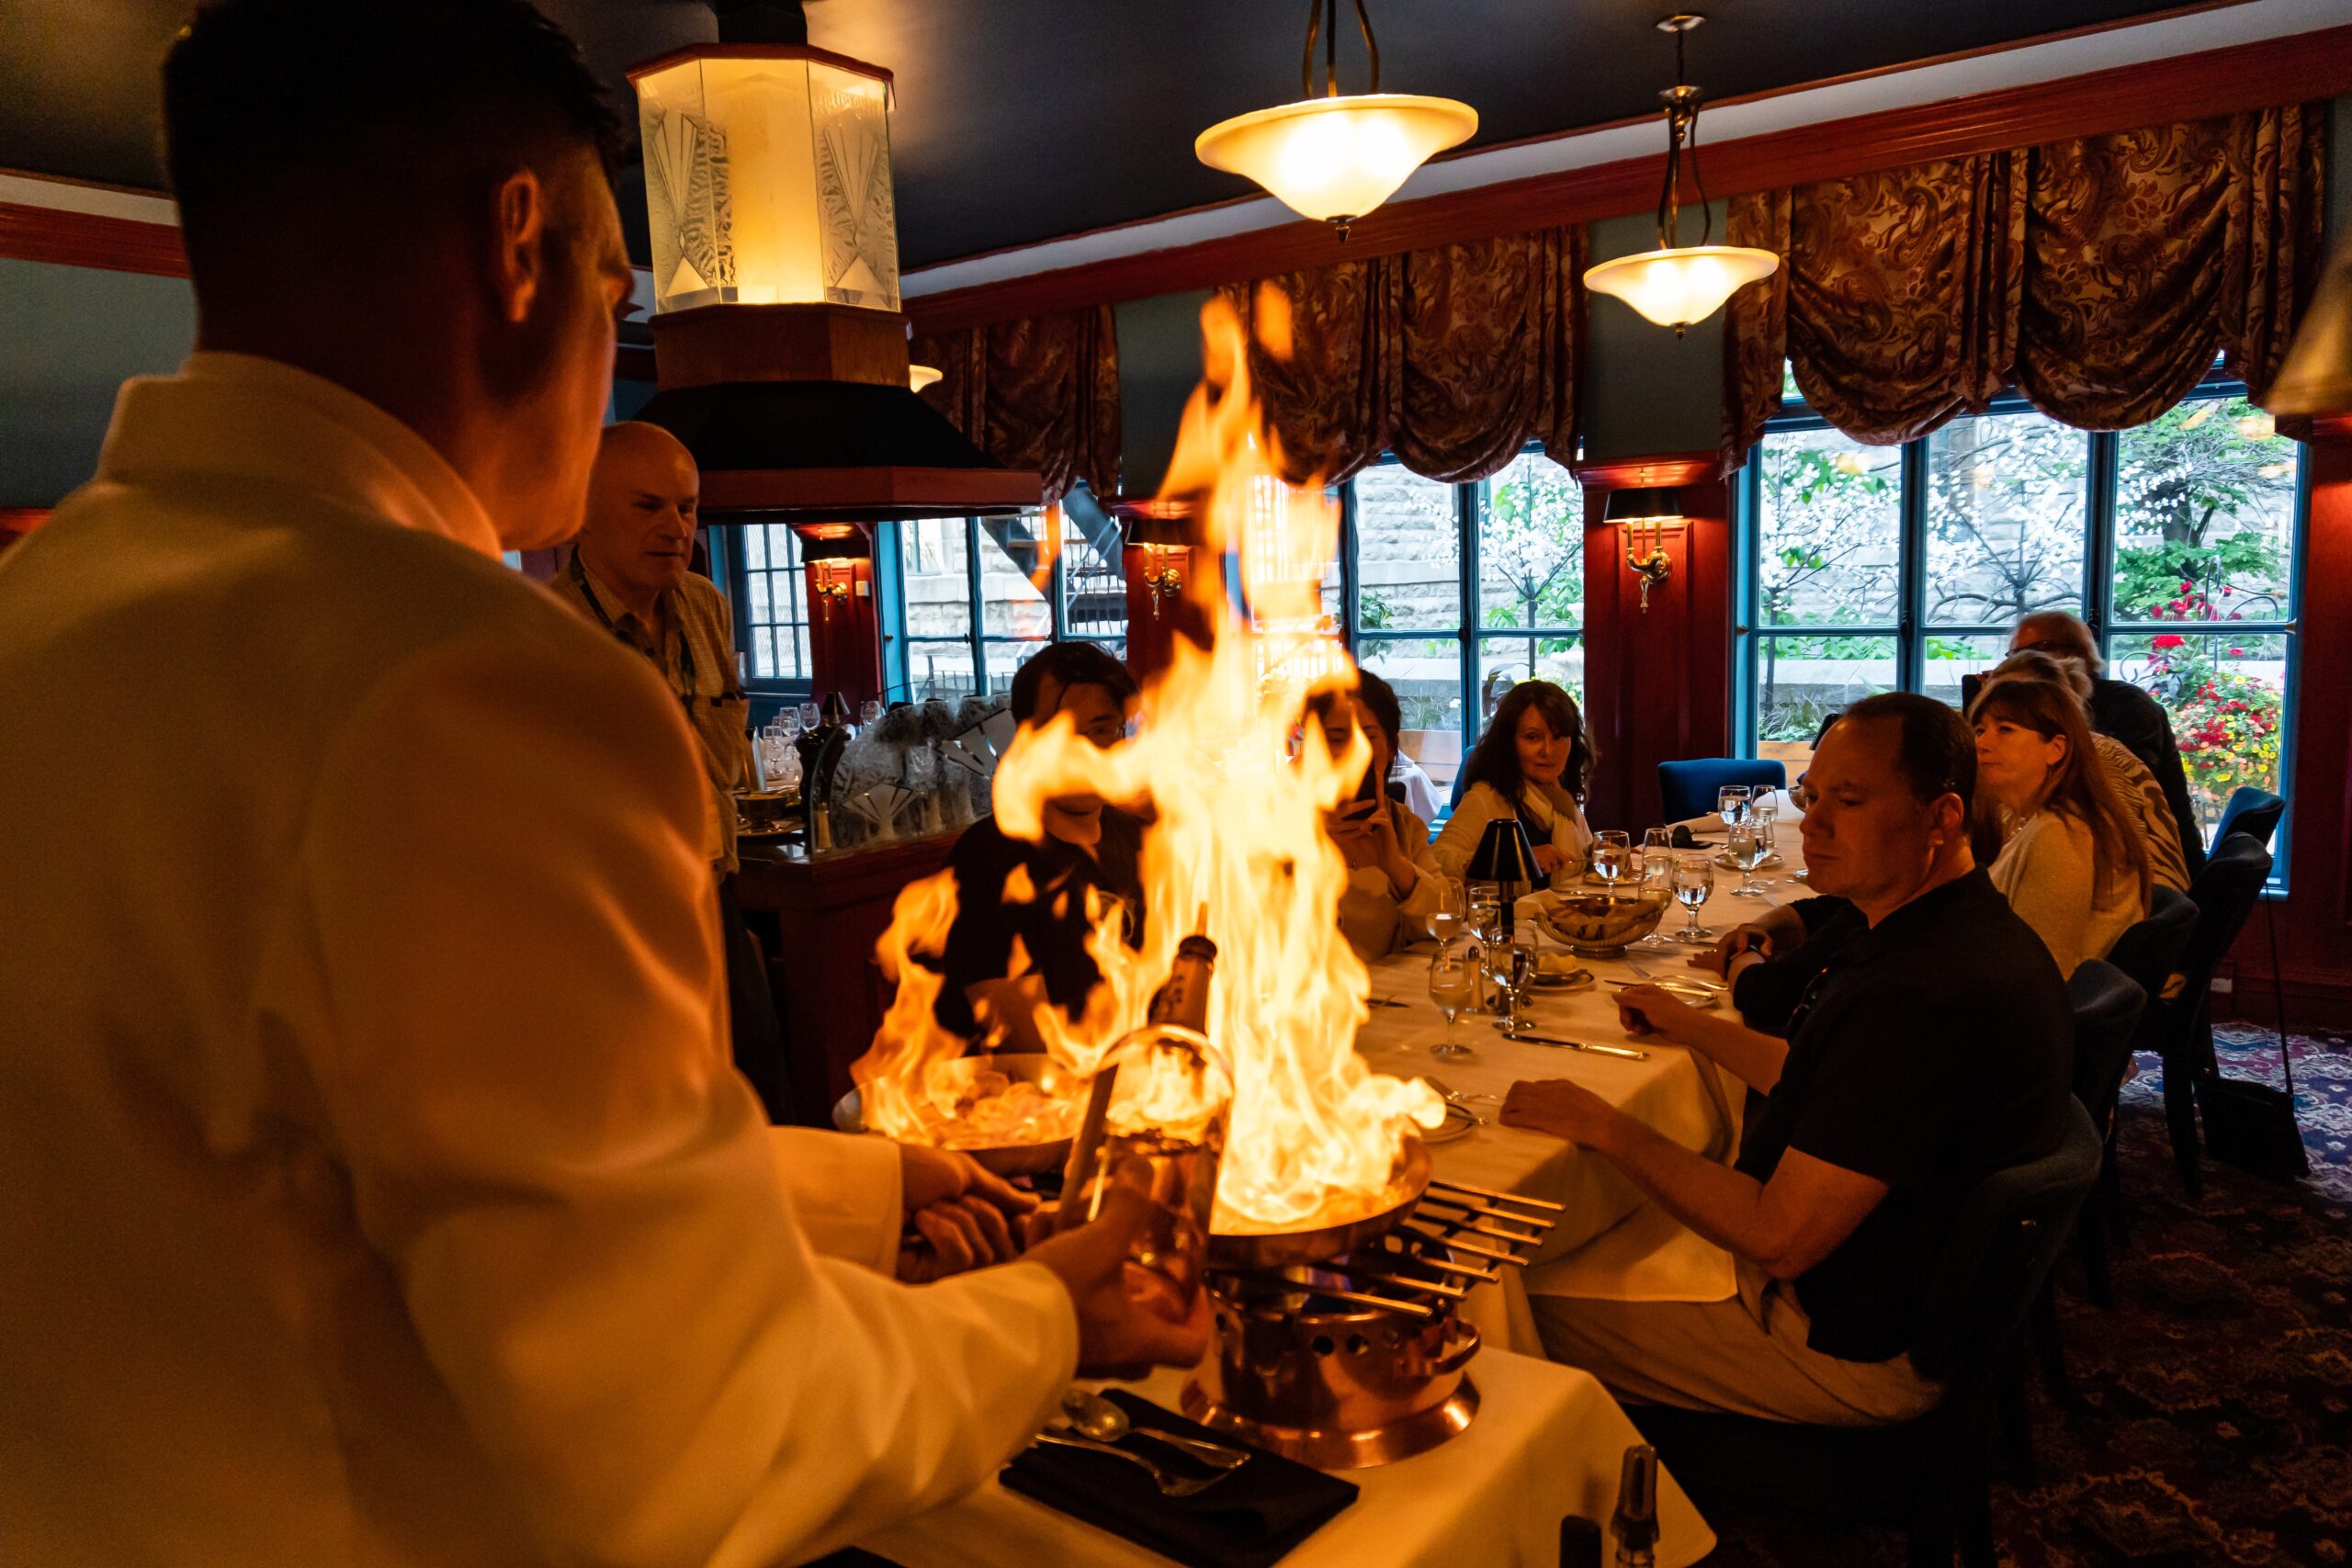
[1731,898,1858,1032]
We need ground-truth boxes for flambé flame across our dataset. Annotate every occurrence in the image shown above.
[854,290,1442,1231]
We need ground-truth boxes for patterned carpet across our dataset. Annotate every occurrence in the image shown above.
[1700,1026,2352,1567]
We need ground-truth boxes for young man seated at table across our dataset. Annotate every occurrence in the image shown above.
[933,644,1146,1047]
[1500,694,2074,1425]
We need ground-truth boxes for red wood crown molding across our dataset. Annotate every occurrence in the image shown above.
[1570,452,1719,491]
[905,24,2352,335]
[0,201,186,277]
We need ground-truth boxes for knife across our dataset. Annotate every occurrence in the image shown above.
[1497,1026,1650,1060]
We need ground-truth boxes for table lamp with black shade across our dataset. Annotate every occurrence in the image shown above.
[1466,817,1543,942]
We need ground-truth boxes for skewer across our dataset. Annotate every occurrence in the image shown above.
[1399,1220,1521,1262]
[1426,1178,1566,1213]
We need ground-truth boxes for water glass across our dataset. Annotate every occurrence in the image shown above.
[1424,875,1466,947]
[1591,829,1632,890]
[1428,941,1480,1060]
[1717,784,1751,835]
[798,700,822,732]
[1671,852,1717,944]
[1727,823,1770,897]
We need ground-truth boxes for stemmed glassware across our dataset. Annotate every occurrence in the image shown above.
[1717,784,1750,838]
[1727,822,1771,897]
[1428,940,1479,1060]
[1424,875,1466,948]
[1635,828,1679,947]
[798,700,822,733]
[1591,829,1632,891]
[1671,852,1717,944]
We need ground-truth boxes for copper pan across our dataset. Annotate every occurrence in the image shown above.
[831,1053,1086,1178]
[1203,1135,1431,1270]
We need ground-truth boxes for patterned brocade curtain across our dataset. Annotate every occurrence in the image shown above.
[912,305,1122,502]
[1722,105,2326,473]
[1219,224,1587,488]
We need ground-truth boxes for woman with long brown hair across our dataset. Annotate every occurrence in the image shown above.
[1434,680,1597,891]
[1967,674,2152,976]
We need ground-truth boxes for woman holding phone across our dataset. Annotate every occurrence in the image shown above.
[1307,673,1444,959]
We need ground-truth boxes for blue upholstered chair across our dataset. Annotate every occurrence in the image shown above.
[1657,758,1787,825]
[2212,786,2284,852]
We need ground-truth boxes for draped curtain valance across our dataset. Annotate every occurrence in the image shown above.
[1218,224,1588,488]
[1721,103,2327,473]
[913,305,1122,502]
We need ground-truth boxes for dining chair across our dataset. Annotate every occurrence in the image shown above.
[2149,834,2275,1198]
[2090,890,2197,1251]
[1629,1100,2100,1568]
[2056,961,2149,1310]
[2211,786,2284,852]
[1656,759,1787,825]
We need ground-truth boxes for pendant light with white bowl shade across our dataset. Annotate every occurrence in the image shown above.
[1195,0,1476,240]
[1584,15,1779,334]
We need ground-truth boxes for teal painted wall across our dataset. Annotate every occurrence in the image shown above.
[0,258,195,506]
[1112,288,1213,501]
[1577,205,1728,464]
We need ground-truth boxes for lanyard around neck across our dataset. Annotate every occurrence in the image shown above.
[571,551,700,710]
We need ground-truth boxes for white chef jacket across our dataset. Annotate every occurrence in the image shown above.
[0,353,1077,1568]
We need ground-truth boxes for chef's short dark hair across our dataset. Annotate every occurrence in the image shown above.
[1009,644,1139,726]
[1836,693,1976,808]
[163,0,623,290]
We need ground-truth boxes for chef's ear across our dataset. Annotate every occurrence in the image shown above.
[486,167,550,326]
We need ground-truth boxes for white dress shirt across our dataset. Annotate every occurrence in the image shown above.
[0,354,1076,1568]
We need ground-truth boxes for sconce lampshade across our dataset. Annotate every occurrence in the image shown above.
[1195,94,1476,231]
[1603,487,1687,524]
[631,46,900,315]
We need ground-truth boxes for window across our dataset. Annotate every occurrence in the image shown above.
[1736,375,2306,863]
[886,505,1130,701]
[733,523,814,687]
[1342,448,1586,792]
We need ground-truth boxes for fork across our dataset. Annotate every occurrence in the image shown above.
[1419,1075,1491,1122]
[1035,1428,1225,1496]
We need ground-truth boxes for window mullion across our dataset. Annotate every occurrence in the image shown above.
[1457,479,1479,758]
[1897,438,1928,693]
[2085,431,2118,661]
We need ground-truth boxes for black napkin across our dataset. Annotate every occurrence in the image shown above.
[1001,1388,1359,1568]
[1668,825,1716,849]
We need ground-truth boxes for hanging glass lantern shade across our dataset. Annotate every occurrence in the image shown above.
[1194,0,1474,239]
[1581,16,1777,335]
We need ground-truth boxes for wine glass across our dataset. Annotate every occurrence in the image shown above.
[1498,938,1537,1032]
[1749,795,1780,880]
[1671,852,1717,944]
[1424,875,1466,948]
[1717,784,1750,838]
[1635,829,1679,947]
[1591,829,1632,891]
[1428,941,1479,1060]
[1727,823,1770,897]
[798,700,822,732]
[861,699,884,729]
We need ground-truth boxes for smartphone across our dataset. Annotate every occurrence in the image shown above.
[1353,762,1382,805]
[1960,672,1984,713]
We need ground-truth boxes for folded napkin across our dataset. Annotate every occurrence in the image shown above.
[1001,1389,1358,1568]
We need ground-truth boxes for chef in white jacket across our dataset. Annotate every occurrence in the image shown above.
[0,5,1202,1566]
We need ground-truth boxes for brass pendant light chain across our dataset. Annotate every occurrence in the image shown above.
[1302,0,1382,98]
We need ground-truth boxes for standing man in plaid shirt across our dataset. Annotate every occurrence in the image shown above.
[555,420,791,1118]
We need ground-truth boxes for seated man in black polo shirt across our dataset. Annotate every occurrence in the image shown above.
[932,644,1146,1047]
[1500,694,2073,1424]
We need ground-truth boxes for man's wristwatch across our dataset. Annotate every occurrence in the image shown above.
[1724,928,1773,964]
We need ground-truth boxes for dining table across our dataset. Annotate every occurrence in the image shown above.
[850,798,1810,1568]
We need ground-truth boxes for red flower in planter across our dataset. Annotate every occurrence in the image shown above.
[2152,634,2186,649]
[2179,581,2196,593]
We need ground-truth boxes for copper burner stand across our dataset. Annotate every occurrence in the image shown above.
[1182,1172,1560,1469]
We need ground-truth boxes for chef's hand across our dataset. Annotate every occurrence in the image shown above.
[1500,1077,1620,1149]
[1023,1159,1214,1379]
[1615,982,1707,1047]
[894,1145,1036,1281]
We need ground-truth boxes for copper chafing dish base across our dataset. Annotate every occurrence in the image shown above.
[831,1052,1085,1178]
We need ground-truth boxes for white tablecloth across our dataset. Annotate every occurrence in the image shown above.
[854,1350,1715,1568]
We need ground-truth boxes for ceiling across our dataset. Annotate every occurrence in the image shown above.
[0,0,2214,270]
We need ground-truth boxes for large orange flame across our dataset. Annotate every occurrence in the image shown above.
[854,292,1442,1232]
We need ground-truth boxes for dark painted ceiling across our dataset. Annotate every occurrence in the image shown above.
[2,0,2210,269]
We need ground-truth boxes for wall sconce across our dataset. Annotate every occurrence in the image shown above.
[1140,544,1187,619]
[1605,486,1684,613]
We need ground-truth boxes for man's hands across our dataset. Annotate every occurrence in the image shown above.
[1614,982,1713,1047]
[1690,920,1771,979]
[1531,842,1566,878]
[1499,1077,1621,1149]
[894,1145,1038,1283]
[1023,1160,1214,1379]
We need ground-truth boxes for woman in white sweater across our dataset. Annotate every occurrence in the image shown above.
[1308,673,1444,960]
[1433,681,1597,893]
[1969,674,2152,976]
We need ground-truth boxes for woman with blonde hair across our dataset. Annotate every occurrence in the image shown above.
[1968,675,2152,976]
[1435,681,1596,891]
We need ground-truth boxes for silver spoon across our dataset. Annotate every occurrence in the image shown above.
[1034,1427,1226,1495]
[1419,1076,1492,1122]
[1060,1388,1252,1471]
